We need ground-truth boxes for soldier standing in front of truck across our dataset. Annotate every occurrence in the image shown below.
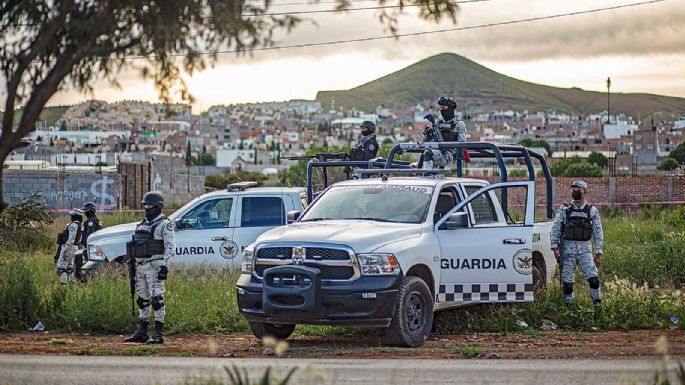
[124,191,174,344]
[76,202,102,281]
[56,209,83,285]
[550,180,604,306]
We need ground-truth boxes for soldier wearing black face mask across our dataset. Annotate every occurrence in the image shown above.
[550,180,604,306]
[350,120,379,161]
[77,202,102,280]
[125,191,175,344]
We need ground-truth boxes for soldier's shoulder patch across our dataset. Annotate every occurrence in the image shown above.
[166,221,174,231]
[88,222,93,227]
[369,144,376,150]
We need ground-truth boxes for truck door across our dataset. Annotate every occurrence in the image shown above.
[435,181,535,306]
[175,197,237,266]
[233,195,287,259]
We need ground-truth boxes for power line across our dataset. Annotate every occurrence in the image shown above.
[250,0,488,17]
[122,0,663,59]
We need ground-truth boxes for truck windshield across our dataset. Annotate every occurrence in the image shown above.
[300,184,434,224]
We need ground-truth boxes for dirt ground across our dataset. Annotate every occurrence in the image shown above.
[1,330,683,359]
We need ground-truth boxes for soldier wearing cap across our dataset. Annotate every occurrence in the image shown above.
[550,180,604,305]
[349,120,379,161]
[56,209,84,284]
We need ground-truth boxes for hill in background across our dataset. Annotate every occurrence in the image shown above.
[316,53,685,118]
[0,105,70,129]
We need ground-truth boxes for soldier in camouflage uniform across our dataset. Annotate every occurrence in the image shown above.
[550,180,604,305]
[56,209,83,285]
[422,96,467,169]
[124,191,175,344]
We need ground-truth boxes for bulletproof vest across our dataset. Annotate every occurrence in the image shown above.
[126,218,165,259]
[563,204,593,241]
[81,217,101,246]
[350,135,378,161]
[57,222,82,245]
[438,120,457,142]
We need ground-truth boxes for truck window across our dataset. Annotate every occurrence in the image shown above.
[181,198,233,229]
[241,197,285,227]
[434,187,461,224]
[464,186,498,224]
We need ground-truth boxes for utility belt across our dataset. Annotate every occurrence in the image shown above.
[126,237,165,259]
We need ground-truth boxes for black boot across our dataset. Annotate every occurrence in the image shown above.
[146,321,164,344]
[124,320,149,343]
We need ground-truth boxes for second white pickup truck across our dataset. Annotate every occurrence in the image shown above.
[237,143,556,347]
[84,183,306,270]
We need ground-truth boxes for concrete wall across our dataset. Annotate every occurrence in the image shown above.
[3,169,118,211]
[148,155,205,205]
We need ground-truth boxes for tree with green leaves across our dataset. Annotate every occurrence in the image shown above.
[550,156,603,177]
[657,158,679,171]
[668,143,685,164]
[185,142,192,167]
[0,0,459,211]
[587,152,608,169]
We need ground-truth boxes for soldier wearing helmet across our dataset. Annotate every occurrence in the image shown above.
[125,191,175,344]
[349,120,379,161]
[76,202,102,280]
[421,96,468,169]
[56,208,84,284]
[550,180,604,306]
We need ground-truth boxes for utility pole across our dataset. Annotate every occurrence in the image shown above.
[606,77,611,125]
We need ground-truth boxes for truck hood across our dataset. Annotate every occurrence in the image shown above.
[255,220,422,253]
[87,222,137,244]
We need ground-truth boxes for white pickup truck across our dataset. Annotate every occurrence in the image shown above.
[83,183,306,270]
[236,143,556,347]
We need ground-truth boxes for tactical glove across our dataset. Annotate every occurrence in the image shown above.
[158,265,168,280]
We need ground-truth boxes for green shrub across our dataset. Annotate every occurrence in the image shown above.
[0,257,40,330]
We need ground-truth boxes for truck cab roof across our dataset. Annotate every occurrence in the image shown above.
[332,176,489,188]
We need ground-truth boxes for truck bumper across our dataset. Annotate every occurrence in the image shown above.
[237,265,401,327]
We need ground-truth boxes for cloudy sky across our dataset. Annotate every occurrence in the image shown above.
[46,0,684,112]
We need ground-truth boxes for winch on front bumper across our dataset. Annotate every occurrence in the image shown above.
[236,265,402,327]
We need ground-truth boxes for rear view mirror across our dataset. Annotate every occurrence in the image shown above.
[287,211,301,224]
[441,212,469,230]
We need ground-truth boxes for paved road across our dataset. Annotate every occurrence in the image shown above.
[0,354,680,385]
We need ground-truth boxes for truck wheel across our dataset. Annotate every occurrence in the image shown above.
[385,276,433,347]
[248,321,295,340]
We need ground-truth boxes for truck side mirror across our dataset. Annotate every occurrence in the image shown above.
[174,219,183,230]
[440,212,469,230]
[287,211,301,224]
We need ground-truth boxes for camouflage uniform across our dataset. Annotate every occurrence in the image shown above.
[135,214,175,324]
[57,220,81,284]
[551,195,604,304]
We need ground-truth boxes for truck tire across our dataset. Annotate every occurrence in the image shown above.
[248,321,296,340]
[385,276,434,347]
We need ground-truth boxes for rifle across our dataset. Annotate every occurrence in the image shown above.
[126,235,136,317]
[423,114,444,142]
[285,152,349,162]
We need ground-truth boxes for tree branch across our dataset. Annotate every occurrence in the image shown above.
[2,0,74,141]
[87,37,143,57]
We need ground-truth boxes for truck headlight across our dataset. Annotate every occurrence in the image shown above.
[357,253,400,275]
[241,248,254,274]
[88,245,106,261]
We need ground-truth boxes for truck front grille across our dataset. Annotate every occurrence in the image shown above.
[254,244,358,281]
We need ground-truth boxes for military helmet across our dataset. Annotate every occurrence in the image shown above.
[360,120,376,133]
[437,96,457,109]
[69,208,84,217]
[142,191,165,209]
[82,202,97,212]
[570,180,588,189]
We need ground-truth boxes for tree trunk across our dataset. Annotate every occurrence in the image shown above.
[0,147,9,211]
